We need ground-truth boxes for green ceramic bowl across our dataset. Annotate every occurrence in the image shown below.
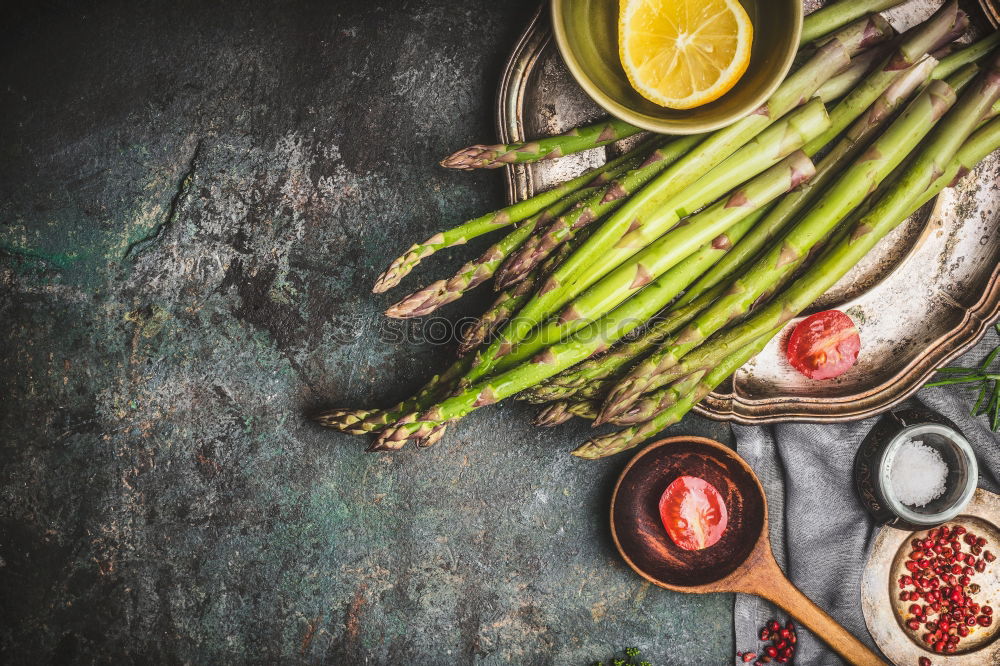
[551,0,803,134]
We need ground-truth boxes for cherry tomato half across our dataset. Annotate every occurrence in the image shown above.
[659,475,728,551]
[786,309,861,380]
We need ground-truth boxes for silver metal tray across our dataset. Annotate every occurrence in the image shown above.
[497,1,1000,425]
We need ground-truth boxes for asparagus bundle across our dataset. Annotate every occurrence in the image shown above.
[581,63,1000,457]
[318,1,1000,460]
[370,152,818,450]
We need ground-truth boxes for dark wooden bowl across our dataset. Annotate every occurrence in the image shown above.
[611,436,886,666]
[612,436,765,588]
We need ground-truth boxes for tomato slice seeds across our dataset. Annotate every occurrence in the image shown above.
[786,309,861,380]
[659,475,728,551]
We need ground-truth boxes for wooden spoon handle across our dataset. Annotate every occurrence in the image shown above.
[758,573,886,666]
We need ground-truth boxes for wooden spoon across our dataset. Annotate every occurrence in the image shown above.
[610,436,886,665]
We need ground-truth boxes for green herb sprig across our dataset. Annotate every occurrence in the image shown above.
[592,646,652,666]
[925,323,1000,431]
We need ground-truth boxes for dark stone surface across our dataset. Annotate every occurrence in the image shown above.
[1,1,734,663]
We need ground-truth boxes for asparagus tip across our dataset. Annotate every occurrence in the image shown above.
[313,407,377,433]
[595,385,638,426]
[570,440,604,459]
[384,282,444,318]
[439,144,503,170]
[416,424,448,448]
[533,402,573,427]
[372,272,396,293]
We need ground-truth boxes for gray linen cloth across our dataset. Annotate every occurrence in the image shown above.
[733,324,1000,665]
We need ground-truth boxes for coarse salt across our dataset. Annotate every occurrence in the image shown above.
[890,439,948,508]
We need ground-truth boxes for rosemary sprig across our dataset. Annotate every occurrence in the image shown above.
[926,323,1000,431]
[925,374,1000,387]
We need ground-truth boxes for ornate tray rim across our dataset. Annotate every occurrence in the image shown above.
[496,2,1000,426]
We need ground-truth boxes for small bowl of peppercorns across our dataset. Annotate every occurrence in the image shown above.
[861,489,1000,665]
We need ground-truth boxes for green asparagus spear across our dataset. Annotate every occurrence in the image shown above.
[314,407,380,435]
[800,0,904,45]
[931,32,1000,81]
[440,118,644,170]
[606,370,707,427]
[814,44,892,102]
[812,12,895,53]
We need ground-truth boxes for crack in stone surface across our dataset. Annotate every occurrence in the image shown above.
[124,139,204,262]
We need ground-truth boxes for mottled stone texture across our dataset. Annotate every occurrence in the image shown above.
[0,1,733,663]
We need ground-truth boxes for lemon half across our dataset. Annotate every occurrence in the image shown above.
[619,0,754,110]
